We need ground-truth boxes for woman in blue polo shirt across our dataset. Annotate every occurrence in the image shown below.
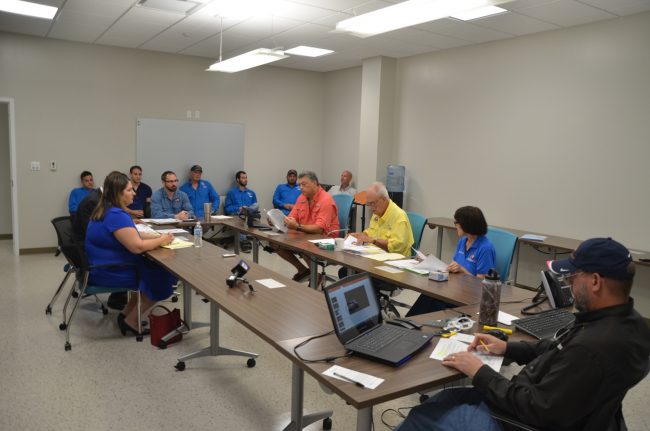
[85,171,175,336]
[406,206,496,316]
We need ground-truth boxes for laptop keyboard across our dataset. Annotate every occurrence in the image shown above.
[352,326,405,352]
[513,308,575,340]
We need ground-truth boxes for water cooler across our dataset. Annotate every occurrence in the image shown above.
[386,165,405,208]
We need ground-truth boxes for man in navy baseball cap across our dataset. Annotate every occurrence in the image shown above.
[548,237,634,281]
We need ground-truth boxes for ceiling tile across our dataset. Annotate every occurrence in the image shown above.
[226,15,303,39]
[417,18,512,43]
[273,1,338,22]
[63,0,134,17]
[471,10,560,35]
[0,13,52,37]
[49,11,115,42]
[516,0,617,27]
[180,33,256,58]
[385,27,469,49]
[577,0,650,16]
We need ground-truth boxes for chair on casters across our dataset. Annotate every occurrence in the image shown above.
[46,216,78,315]
[485,226,518,283]
[315,194,354,289]
[377,212,425,319]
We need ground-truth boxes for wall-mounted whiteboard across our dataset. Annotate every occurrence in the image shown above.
[136,118,245,195]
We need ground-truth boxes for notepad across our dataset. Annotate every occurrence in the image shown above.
[161,238,194,249]
[256,279,285,289]
[430,338,503,372]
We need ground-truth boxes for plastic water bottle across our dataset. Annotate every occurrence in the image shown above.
[193,221,202,247]
[479,269,501,326]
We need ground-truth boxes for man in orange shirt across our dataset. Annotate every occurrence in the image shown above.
[276,171,340,283]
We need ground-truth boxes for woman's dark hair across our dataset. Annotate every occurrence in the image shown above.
[91,171,130,220]
[454,206,488,236]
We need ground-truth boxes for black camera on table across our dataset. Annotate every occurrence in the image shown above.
[227,259,250,288]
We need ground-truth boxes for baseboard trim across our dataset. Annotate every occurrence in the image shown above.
[19,247,57,255]
[0,234,12,240]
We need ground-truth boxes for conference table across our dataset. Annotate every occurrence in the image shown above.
[426,217,650,285]
[146,227,538,430]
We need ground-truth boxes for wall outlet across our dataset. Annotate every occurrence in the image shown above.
[186,110,192,119]
[194,110,200,119]
[30,161,40,171]
[50,160,57,171]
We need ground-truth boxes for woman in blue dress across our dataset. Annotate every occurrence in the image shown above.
[406,206,496,316]
[85,171,175,335]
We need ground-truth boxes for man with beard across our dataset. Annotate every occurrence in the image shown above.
[150,170,194,220]
[272,169,301,216]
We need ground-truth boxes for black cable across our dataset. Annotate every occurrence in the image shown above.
[292,330,351,363]
[380,405,416,429]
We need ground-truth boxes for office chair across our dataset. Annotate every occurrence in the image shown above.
[485,226,518,283]
[378,213,422,319]
[51,220,142,351]
[315,194,355,288]
[46,216,78,315]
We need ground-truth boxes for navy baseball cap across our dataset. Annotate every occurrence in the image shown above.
[190,165,203,172]
[547,237,633,280]
[287,169,297,176]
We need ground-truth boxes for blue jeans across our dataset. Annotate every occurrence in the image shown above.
[394,388,503,431]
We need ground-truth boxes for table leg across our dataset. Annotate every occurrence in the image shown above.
[356,407,372,431]
[309,258,318,290]
[283,364,333,431]
[436,227,444,258]
[512,241,520,286]
[550,247,557,260]
[252,237,259,263]
[176,302,258,369]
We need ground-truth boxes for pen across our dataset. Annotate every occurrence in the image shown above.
[479,339,491,353]
[333,372,366,388]
[483,325,513,335]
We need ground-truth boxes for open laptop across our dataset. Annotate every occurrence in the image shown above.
[323,273,433,366]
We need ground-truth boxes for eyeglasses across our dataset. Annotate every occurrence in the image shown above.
[560,271,584,284]
[165,179,179,183]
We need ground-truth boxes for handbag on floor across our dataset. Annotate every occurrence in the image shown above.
[149,305,184,348]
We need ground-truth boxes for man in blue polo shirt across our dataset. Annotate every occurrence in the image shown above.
[126,165,152,218]
[224,171,257,215]
[272,169,301,215]
[180,165,220,219]
[68,170,95,217]
[150,170,194,220]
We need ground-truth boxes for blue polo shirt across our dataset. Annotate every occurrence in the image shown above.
[452,235,496,276]
[150,188,194,219]
[68,187,93,214]
[127,182,152,212]
[224,187,257,215]
[272,183,301,215]
[180,180,220,218]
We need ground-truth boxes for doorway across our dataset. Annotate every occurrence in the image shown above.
[0,98,19,255]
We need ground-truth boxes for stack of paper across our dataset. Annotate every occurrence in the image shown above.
[266,209,288,233]
[430,338,503,372]
[135,224,159,236]
[386,255,448,275]
[342,235,383,254]
[141,218,180,225]
[161,238,194,249]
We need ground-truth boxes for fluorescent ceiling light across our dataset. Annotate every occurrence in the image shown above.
[206,48,288,73]
[335,0,510,38]
[451,5,507,20]
[0,0,58,19]
[285,46,334,57]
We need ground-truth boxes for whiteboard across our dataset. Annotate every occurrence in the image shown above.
[136,118,245,196]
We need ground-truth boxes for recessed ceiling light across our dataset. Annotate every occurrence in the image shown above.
[0,0,58,19]
[451,5,507,20]
[206,48,288,73]
[285,46,334,57]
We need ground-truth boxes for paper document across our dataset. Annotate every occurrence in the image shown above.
[161,238,194,249]
[211,215,232,220]
[521,234,546,241]
[256,279,285,289]
[366,253,407,262]
[430,338,503,372]
[140,218,180,225]
[375,265,403,274]
[323,365,384,389]
[343,235,383,254]
[498,311,518,326]
[157,228,188,234]
[450,333,475,344]
[266,209,288,233]
[412,254,448,273]
[309,238,335,245]
[136,224,159,236]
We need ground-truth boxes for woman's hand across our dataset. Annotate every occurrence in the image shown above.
[159,233,174,246]
[447,260,468,274]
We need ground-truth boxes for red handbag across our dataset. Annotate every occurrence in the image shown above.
[149,305,185,348]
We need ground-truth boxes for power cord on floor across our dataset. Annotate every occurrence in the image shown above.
[380,405,416,429]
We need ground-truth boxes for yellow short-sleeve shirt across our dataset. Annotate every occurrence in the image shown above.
[364,200,414,257]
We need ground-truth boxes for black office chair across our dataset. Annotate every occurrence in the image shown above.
[46,216,78,315]
[51,219,142,351]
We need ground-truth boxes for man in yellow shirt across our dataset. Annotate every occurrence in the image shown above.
[351,182,413,256]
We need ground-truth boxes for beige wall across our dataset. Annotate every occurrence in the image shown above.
[0,33,325,249]
[0,103,10,234]
[322,66,361,187]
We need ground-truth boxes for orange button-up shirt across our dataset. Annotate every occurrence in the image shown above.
[288,187,340,238]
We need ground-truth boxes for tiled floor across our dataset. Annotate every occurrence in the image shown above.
[0,239,647,430]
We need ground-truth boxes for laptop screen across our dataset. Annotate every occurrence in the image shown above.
[323,273,380,344]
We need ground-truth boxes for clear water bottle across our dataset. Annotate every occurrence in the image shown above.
[193,221,202,247]
[479,269,501,326]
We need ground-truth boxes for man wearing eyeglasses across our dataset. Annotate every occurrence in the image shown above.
[150,170,194,220]
[394,237,650,431]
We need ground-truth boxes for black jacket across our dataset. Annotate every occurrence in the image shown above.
[473,300,650,431]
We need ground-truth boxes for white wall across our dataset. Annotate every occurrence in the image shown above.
[0,33,325,249]
[322,66,361,186]
[0,103,11,235]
